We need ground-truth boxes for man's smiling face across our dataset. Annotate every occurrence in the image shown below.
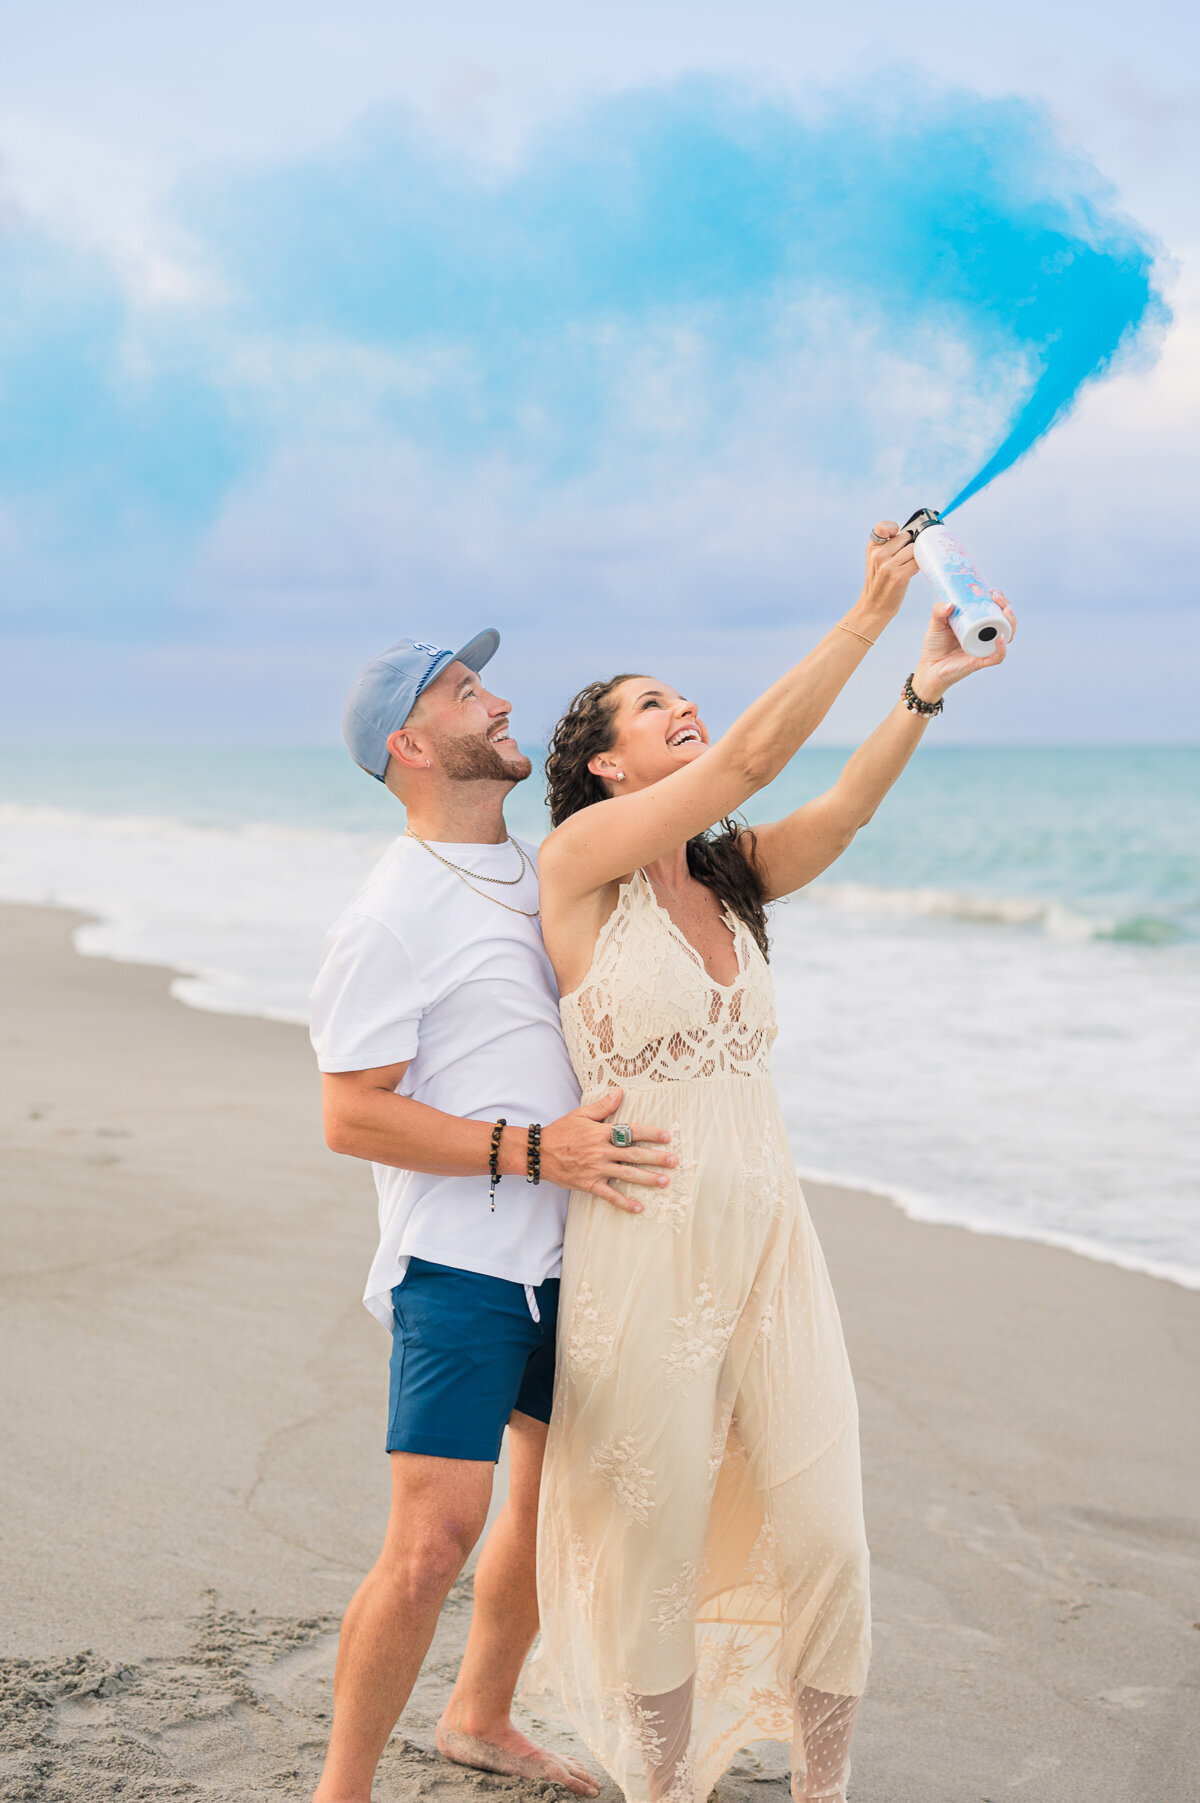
[414,660,533,785]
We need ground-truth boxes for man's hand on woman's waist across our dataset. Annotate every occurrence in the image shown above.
[322,1066,675,1212]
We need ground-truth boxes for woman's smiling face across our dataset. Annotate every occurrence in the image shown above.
[588,677,711,792]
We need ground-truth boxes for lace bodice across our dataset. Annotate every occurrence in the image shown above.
[560,870,777,1096]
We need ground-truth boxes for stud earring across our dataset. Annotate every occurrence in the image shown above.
[616,772,625,782]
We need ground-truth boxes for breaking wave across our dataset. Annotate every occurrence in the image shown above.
[801,879,1185,945]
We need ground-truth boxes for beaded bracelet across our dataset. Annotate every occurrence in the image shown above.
[902,672,944,717]
[488,1118,507,1212]
[526,1123,542,1185]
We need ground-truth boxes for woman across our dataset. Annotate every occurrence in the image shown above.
[526,520,1015,1803]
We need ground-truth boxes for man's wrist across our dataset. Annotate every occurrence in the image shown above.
[495,1123,527,1179]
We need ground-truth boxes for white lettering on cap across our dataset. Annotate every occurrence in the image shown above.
[412,641,441,656]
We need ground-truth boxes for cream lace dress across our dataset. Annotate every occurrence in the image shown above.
[525,871,871,1803]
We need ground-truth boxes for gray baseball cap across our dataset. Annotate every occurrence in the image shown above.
[342,628,500,781]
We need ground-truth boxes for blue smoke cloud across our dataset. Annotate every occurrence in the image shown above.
[0,229,246,526]
[0,74,1170,646]
[0,210,251,633]
[933,147,1167,513]
[189,78,1166,505]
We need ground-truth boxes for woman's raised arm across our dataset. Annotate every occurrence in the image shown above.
[748,594,1017,901]
[539,524,919,900]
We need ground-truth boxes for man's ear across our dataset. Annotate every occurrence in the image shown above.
[387,726,430,771]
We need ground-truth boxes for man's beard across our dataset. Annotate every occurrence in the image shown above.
[433,729,533,785]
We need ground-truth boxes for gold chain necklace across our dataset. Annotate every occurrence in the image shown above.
[404,828,530,884]
[404,828,540,917]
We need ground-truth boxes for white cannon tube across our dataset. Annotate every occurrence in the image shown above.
[913,523,1013,657]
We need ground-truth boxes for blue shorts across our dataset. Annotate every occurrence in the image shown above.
[387,1257,560,1462]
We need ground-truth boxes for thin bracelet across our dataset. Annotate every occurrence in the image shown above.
[836,621,876,649]
[526,1123,542,1185]
[488,1118,507,1212]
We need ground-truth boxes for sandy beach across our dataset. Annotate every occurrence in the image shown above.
[1,899,1197,1803]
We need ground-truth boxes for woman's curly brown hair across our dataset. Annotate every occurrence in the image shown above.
[544,674,770,961]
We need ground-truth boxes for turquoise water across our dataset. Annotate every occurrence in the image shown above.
[752,747,1200,945]
[3,746,1196,941]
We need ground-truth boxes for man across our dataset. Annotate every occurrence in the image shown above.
[308,628,676,1803]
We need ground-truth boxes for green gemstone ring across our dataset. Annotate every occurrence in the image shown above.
[610,1123,634,1148]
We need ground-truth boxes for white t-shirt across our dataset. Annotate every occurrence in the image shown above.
[309,833,581,1329]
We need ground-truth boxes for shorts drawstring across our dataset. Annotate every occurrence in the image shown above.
[524,1284,541,1324]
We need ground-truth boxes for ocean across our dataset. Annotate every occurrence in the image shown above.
[1,746,1196,1289]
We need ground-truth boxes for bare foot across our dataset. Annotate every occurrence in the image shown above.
[436,1718,601,1797]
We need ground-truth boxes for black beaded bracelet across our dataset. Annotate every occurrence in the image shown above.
[902,672,944,717]
[526,1122,542,1185]
[488,1118,507,1212]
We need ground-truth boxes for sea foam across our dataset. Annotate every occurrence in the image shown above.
[802,880,1182,945]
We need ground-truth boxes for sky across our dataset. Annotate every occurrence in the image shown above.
[0,0,1197,748]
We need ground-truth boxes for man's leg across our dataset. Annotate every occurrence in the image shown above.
[435,1410,598,1796]
[313,1450,493,1803]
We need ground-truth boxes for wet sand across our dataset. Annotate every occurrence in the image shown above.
[1,901,1197,1802]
